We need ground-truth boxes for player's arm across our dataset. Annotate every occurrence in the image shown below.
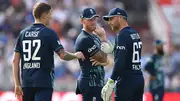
[90,50,107,63]
[50,30,85,61]
[82,37,107,64]
[90,57,109,66]
[12,52,21,86]
[56,49,85,61]
[12,35,21,87]
[101,36,126,101]
[110,35,127,81]
[12,51,23,99]
[93,26,114,54]
[144,56,156,80]
[93,25,107,42]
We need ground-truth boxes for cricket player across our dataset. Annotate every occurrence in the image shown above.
[12,2,85,101]
[75,8,109,101]
[144,40,165,101]
[101,8,145,101]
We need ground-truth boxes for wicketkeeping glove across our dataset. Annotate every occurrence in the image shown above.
[101,40,114,54]
[101,78,115,101]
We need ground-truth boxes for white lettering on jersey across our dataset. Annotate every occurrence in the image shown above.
[25,31,39,37]
[116,45,126,50]
[130,33,140,40]
[23,62,40,69]
[88,45,97,53]
[132,64,141,70]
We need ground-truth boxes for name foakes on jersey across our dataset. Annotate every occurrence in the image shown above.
[25,31,39,37]
[130,33,140,40]
[23,62,40,69]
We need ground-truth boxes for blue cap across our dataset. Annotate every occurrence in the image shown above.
[103,8,128,21]
[80,8,99,19]
[155,40,164,46]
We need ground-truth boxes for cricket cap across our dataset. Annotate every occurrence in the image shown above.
[80,8,99,19]
[103,8,128,21]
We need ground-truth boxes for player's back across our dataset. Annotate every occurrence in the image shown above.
[17,23,62,88]
[117,26,143,76]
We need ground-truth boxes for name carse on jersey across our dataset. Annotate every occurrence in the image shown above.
[25,31,39,37]
[23,30,41,69]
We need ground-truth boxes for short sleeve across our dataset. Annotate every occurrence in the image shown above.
[14,35,21,53]
[77,37,100,57]
[49,30,64,52]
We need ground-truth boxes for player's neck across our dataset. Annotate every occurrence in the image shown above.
[119,23,129,32]
[34,20,45,26]
[82,27,93,34]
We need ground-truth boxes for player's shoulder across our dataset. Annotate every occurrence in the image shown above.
[76,31,90,41]
[20,25,32,34]
[124,27,141,42]
[17,25,33,38]
[75,31,87,48]
[117,27,134,42]
[118,27,131,36]
[152,54,158,60]
[146,54,157,63]
[42,27,56,35]
[120,26,134,33]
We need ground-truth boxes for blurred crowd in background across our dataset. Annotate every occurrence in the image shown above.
[0,0,179,92]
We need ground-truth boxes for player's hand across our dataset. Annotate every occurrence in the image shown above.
[75,52,85,60]
[101,78,115,101]
[101,42,114,54]
[90,58,109,66]
[14,85,23,99]
[93,26,107,41]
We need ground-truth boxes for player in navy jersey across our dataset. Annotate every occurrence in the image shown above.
[12,2,85,101]
[75,8,109,101]
[99,8,145,101]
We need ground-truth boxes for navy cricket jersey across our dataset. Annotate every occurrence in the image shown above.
[111,26,143,81]
[75,30,105,87]
[14,23,64,88]
[145,54,165,90]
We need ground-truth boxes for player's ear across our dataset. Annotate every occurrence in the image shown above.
[80,18,84,24]
[41,13,47,19]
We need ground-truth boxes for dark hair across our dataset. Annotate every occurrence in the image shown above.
[33,2,51,19]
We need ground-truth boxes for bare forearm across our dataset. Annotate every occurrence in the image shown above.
[12,63,20,86]
[91,50,107,63]
[57,50,77,61]
[100,59,109,66]
[12,52,21,86]
[62,51,77,60]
